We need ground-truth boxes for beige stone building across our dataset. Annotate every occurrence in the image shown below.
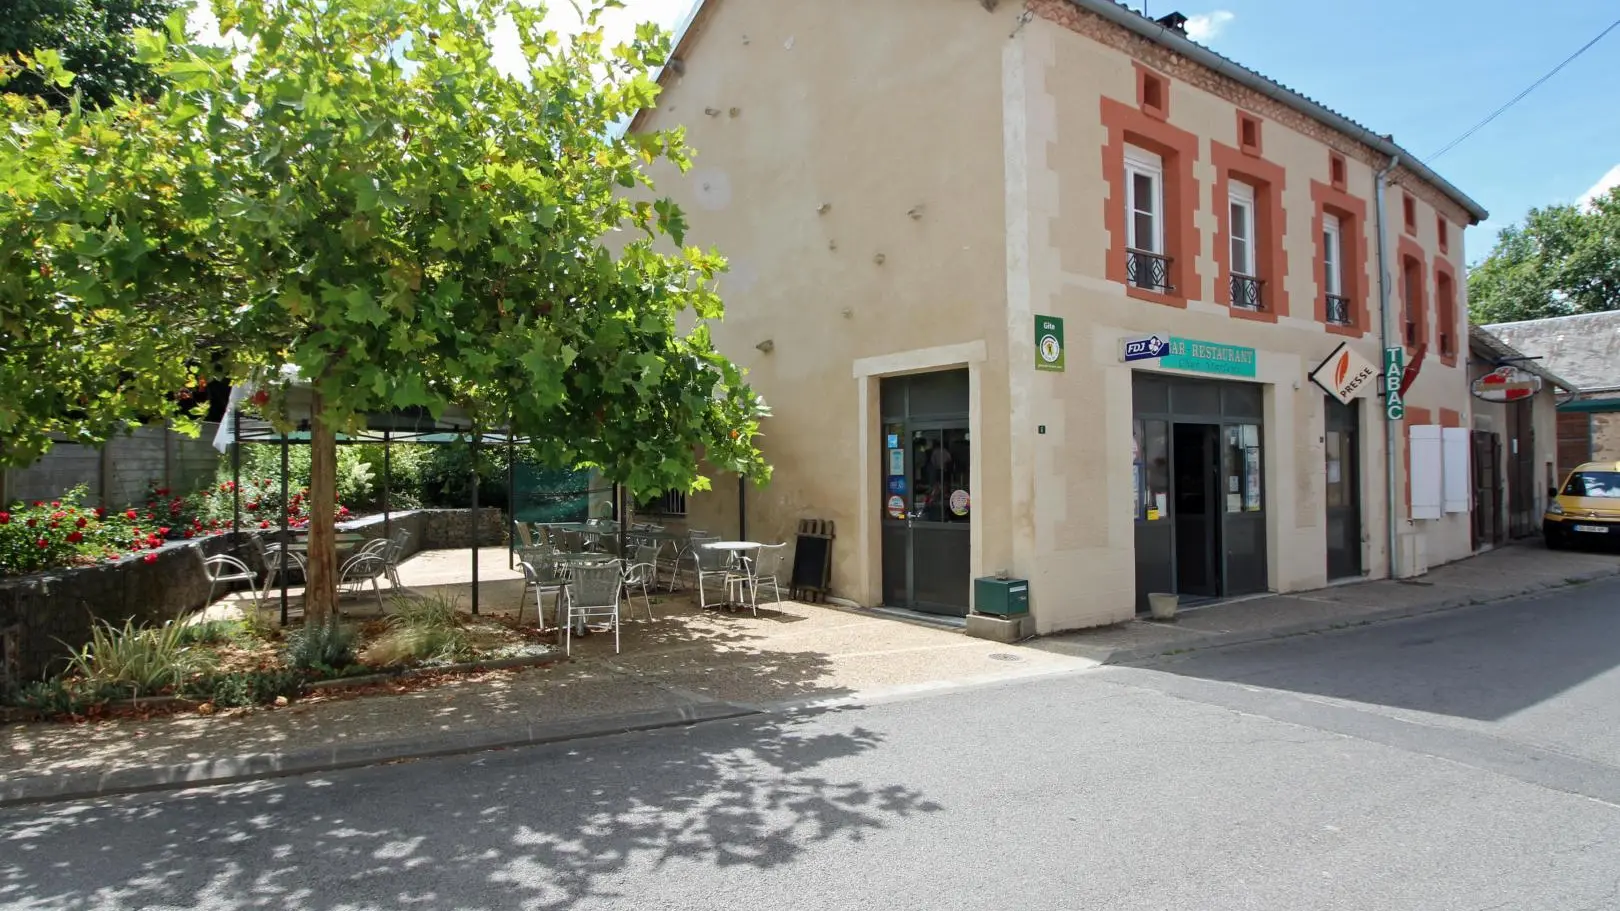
[636,0,1488,632]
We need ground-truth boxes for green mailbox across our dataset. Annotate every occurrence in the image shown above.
[974,577,1029,617]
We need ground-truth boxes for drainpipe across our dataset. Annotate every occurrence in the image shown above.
[1375,154,1400,580]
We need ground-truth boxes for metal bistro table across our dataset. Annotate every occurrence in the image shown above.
[287,532,369,553]
[701,541,763,611]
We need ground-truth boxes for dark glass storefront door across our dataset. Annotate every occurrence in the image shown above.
[1134,374,1268,610]
[880,372,971,616]
[1324,397,1363,579]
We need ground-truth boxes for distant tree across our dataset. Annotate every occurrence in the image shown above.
[1469,188,1620,323]
[0,0,181,108]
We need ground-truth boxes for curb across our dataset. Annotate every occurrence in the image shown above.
[0,701,758,809]
[1100,567,1620,666]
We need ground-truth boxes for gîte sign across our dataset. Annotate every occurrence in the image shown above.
[1308,342,1377,405]
[1472,366,1542,403]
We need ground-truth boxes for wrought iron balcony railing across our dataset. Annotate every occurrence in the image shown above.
[1229,273,1264,311]
[1325,293,1351,326]
[1126,248,1173,293]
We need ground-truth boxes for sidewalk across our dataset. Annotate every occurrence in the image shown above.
[1034,543,1620,665]
[3,542,1615,808]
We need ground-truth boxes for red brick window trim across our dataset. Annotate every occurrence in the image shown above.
[1238,111,1262,156]
[1329,152,1347,192]
[1435,263,1459,366]
[1102,96,1202,308]
[1403,193,1417,235]
[1311,179,1369,338]
[1212,141,1288,323]
[1398,236,1429,352]
[1135,62,1169,121]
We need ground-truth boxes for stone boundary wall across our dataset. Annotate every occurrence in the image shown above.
[0,508,506,687]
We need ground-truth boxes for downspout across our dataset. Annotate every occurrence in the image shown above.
[1375,154,1401,579]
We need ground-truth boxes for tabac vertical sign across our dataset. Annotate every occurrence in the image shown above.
[1383,347,1405,421]
[1035,315,1065,372]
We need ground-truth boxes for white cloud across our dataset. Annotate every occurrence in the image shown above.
[1184,10,1235,43]
[1577,163,1620,210]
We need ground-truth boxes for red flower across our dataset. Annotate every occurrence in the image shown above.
[66,531,83,544]
[36,538,49,549]
[25,517,37,528]
[159,527,170,535]
[0,512,9,524]
[51,510,65,520]
[258,520,270,529]
[125,509,138,520]
[143,553,158,564]
[246,501,260,511]
[50,500,60,507]
[75,516,88,528]
[132,527,142,536]
[95,507,106,518]
[32,500,44,507]
[183,529,194,538]
[156,488,170,497]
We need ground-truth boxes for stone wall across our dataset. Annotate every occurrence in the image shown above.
[1592,414,1620,463]
[0,533,257,685]
[0,508,505,687]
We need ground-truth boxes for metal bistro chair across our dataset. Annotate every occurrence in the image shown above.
[518,559,568,630]
[203,554,262,606]
[621,543,660,622]
[745,543,790,610]
[562,562,624,656]
[673,530,718,591]
[258,541,307,603]
[514,522,537,549]
[692,543,737,611]
[339,550,388,611]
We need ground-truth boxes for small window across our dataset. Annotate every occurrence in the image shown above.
[1436,271,1457,358]
[1142,74,1165,115]
[1403,194,1417,234]
[1402,256,1424,346]
[1239,114,1261,153]
[1330,152,1347,190]
[1436,215,1449,253]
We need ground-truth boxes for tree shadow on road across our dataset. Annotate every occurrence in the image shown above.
[0,705,943,910]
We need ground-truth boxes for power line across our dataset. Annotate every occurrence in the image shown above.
[1427,15,1620,163]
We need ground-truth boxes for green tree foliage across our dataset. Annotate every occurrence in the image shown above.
[0,47,228,466]
[1,0,769,616]
[1469,188,1620,323]
[0,0,181,108]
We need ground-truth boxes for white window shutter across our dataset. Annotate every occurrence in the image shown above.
[1442,427,1471,514]
[1410,425,1443,521]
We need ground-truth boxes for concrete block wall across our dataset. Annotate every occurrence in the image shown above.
[1,422,223,510]
[1593,414,1620,463]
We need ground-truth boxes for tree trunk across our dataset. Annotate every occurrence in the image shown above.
[305,394,339,623]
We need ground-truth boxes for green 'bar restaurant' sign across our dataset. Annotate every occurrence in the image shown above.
[1159,336,1257,378]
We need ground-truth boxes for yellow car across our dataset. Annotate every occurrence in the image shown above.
[1544,461,1620,549]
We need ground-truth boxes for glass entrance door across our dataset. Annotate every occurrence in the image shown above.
[879,370,972,616]
[1324,397,1363,579]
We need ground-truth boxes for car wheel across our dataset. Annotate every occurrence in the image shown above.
[1546,528,1566,550]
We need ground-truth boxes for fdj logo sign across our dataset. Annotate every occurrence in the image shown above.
[1035,315,1065,372]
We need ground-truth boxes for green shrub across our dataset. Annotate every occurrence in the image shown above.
[364,593,470,666]
[285,616,358,673]
[64,619,216,696]
[184,668,305,708]
[176,619,254,646]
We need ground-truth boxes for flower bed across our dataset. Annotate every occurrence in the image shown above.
[2,598,553,722]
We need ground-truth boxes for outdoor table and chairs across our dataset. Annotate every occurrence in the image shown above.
[698,541,764,614]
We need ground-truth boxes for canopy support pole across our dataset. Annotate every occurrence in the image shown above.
[279,432,290,627]
[470,433,480,616]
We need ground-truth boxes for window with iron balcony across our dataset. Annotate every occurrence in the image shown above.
[1125,144,1173,294]
[1322,213,1349,326]
[1227,179,1263,311]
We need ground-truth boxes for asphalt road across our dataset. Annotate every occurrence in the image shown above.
[5,579,1620,910]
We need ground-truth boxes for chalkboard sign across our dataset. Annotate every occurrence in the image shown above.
[789,519,835,603]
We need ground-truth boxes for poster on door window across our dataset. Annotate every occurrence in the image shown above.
[887,448,904,476]
[1244,446,1262,511]
[949,489,971,517]
[887,495,907,519]
[1227,493,1243,513]
[1327,459,1342,485]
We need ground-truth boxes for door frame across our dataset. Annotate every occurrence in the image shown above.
[855,342,987,610]
[1324,396,1364,580]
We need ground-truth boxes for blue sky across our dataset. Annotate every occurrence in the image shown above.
[591,0,1617,265]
